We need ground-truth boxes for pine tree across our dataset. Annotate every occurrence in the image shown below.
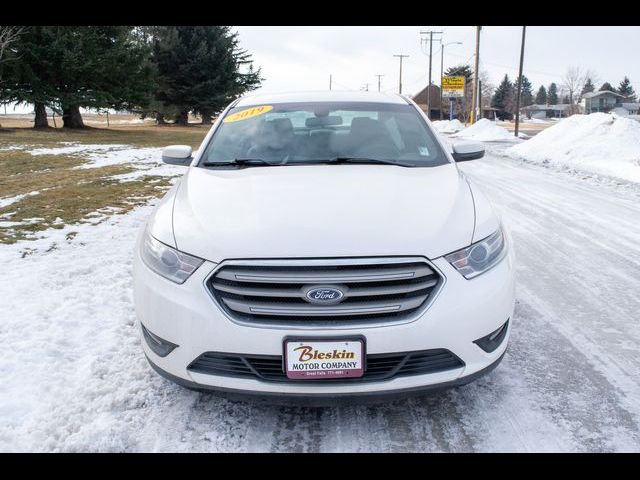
[617,76,636,101]
[443,65,473,122]
[1,26,155,128]
[444,64,473,81]
[599,82,614,92]
[491,74,515,120]
[535,85,547,104]
[548,83,559,105]
[151,26,262,125]
[581,77,595,99]
[515,74,534,106]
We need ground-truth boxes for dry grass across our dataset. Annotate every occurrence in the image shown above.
[0,120,209,244]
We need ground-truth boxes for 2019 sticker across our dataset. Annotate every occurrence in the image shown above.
[223,105,273,123]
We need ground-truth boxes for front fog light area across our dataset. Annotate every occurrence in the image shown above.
[474,319,509,353]
[445,228,507,279]
[141,323,178,357]
[140,228,204,284]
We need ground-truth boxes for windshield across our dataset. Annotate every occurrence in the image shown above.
[199,101,449,167]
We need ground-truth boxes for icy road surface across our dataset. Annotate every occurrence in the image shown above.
[1,149,639,452]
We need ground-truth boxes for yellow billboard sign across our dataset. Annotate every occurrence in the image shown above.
[442,76,465,98]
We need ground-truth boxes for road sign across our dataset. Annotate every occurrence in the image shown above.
[442,76,465,98]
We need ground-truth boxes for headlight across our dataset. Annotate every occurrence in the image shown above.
[140,228,204,284]
[445,228,507,279]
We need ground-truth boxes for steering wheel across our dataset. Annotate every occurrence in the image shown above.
[352,141,399,159]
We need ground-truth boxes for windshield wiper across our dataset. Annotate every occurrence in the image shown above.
[201,158,282,167]
[323,157,416,167]
[202,157,417,168]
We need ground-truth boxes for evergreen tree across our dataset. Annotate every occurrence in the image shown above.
[562,95,570,104]
[599,82,614,92]
[515,74,534,106]
[444,64,473,81]
[580,77,595,99]
[151,26,262,125]
[443,65,473,122]
[1,26,155,128]
[535,85,547,104]
[547,83,559,105]
[617,76,636,100]
[491,74,515,120]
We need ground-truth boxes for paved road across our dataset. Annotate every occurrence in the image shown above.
[2,149,639,452]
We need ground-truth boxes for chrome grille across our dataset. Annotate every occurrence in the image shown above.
[208,258,442,325]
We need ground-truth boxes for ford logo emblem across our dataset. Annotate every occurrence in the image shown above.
[305,286,345,304]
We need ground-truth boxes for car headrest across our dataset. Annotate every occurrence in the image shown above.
[263,118,294,136]
[349,117,386,140]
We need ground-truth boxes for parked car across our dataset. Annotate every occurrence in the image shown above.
[133,91,515,404]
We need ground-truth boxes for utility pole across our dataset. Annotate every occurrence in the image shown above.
[478,80,483,120]
[375,74,384,92]
[470,26,482,124]
[514,26,527,138]
[393,54,409,94]
[329,74,332,91]
[420,30,443,118]
[362,83,370,92]
[440,41,463,120]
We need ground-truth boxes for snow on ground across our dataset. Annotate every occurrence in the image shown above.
[84,119,155,126]
[452,118,520,142]
[28,143,183,180]
[0,191,39,209]
[1,145,640,451]
[75,146,193,181]
[504,113,640,184]
[29,143,130,156]
[523,118,553,124]
[431,119,466,134]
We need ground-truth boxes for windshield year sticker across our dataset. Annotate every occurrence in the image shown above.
[223,105,273,123]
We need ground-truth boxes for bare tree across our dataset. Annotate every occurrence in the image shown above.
[0,27,23,126]
[479,69,495,109]
[562,66,595,114]
[0,26,22,64]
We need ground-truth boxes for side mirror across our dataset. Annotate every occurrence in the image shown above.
[451,141,485,162]
[162,145,193,165]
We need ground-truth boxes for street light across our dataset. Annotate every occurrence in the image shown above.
[441,41,463,120]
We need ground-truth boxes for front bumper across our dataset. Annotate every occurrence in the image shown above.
[133,236,516,401]
[145,350,507,406]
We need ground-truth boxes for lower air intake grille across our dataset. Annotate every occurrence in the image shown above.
[207,258,442,325]
[188,349,464,383]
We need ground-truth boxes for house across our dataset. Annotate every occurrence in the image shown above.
[611,103,640,116]
[583,90,625,114]
[521,104,574,119]
[412,84,442,119]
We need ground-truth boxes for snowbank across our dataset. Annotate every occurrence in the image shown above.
[431,119,465,134]
[451,118,518,142]
[504,113,640,183]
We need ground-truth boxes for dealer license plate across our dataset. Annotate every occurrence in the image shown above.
[284,339,365,380]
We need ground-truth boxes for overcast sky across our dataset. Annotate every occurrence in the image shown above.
[234,26,640,97]
[4,26,638,114]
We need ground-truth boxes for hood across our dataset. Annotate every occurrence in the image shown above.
[171,164,475,263]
